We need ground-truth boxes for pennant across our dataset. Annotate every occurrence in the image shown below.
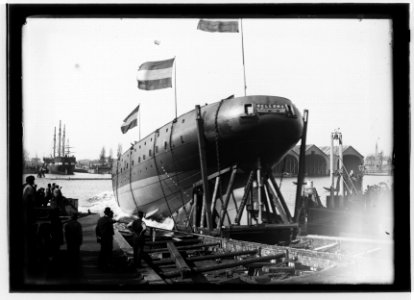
[197,19,239,33]
[137,58,175,90]
[121,105,139,134]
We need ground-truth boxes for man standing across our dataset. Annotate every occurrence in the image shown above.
[128,211,146,268]
[95,207,115,269]
[22,175,36,273]
[64,213,83,265]
[22,175,36,223]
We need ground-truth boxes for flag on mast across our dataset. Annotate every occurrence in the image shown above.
[137,58,175,90]
[197,19,239,33]
[121,104,140,134]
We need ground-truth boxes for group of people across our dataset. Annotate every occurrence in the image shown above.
[95,207,146,270]
[37,167,47,178]
[23,176,68,211]
[22,175,83,274]
[23,175,147,274]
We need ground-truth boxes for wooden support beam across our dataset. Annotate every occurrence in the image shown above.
[263,266,295,274]
[147,242,220,254]
[152,249,258,266]
[195,105,213,230]
[231,192,239,212]
[210,177,220,212]
[265,180,289,224]
[257,158,263,224]
[261,186,271,222]
[192,191,198,228]
[267,172,293,222]
[313,242,339,252]
[193,166,232,188]
[235,170,254,225]
[218,166,238,228]
[263,182,277,216]
[162,253,285,278]
[146,238,201,246]
[166,241,191,278]
[294,109,309,221]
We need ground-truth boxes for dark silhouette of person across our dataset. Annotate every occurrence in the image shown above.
[64,213,83,271]
[50,188,68,215]
[44,183,52,206]
[128,211,146,268]
[35,188,45,207]
[96,207,115,269]
[22,175,37,273]
[49,208,64,259]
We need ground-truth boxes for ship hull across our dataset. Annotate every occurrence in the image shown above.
[112,95,304,218]
[44,156,77,175]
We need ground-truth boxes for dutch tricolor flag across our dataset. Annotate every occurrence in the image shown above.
[136,58,175,91]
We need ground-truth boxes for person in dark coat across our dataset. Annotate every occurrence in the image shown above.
[35,188,45,207]
[49,208,64,258]
[44,183,52,207]
[128,211,146,268]
[64,213,83,264]
[96,207,115,269]
[22,175,37,273]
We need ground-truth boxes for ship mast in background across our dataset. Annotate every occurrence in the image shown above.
[58,120,62,157]
[53,126,56,158]
[62,124,66,156]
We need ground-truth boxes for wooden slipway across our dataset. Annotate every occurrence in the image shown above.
[115,223,393,285]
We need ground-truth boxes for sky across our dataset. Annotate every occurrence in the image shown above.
[22,18,393,160]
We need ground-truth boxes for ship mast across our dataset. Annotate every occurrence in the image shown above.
[53,126,56,157]
[58,120,62,157]
[62,124,66,156]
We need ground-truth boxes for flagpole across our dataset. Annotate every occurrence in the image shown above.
[240,18,247,97]
[139,105,141,140]
[174,57,177,119]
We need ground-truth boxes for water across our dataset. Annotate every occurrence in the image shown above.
[25,172,393,225]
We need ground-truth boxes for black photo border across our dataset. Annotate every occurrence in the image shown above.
[7,3,410,293]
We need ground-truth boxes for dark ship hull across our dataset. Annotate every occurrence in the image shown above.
[44,156,76,175]
[112,95,304,219]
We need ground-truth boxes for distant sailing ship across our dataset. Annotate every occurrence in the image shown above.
[43,120,76,175]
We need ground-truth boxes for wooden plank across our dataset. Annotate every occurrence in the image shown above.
[162,253,285,278]
[218,166,238,228]
[314,242,339,252]
[266,179,289,223]
[193,166,232,187]
[152,249,258,266]
[147,242,220,254]
[166,241,191,277]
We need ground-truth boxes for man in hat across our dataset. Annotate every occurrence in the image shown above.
[128,211,147,268]
[96,207,115,269]
[23,175,36,224]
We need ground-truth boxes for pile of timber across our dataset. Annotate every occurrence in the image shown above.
[114,225,393,285]
[116,228,309,284]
